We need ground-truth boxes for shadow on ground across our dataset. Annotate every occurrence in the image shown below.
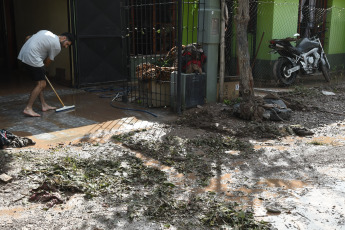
[0,150,13,175]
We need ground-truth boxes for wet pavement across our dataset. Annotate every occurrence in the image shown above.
[1,73,345,229]
[1,69,335,149]
[0,76,176,149]
[0,74,333,150]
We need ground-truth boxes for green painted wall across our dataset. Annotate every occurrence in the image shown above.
[272,0,299,40]
[229,0,345,81]
[182,0,199,45]
[256,0,299,60]
[255,0,274,60]
[325,0,345,55]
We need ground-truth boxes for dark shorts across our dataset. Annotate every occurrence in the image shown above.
[22,63,46,81]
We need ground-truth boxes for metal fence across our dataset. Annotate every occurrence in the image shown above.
[121,0,205,111]
[225,0,345,84]
[120,0,345,110]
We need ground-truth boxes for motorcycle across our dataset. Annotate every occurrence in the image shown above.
[269,32,331,86]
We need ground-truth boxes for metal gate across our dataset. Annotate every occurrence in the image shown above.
[121,0,205,112]
[71,0,127,86]
[0,0,5,70]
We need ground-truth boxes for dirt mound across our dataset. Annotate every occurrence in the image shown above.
[176,84,345,139]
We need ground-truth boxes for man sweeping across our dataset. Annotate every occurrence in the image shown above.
[18,30,74,117]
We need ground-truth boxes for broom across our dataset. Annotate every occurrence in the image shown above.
[45,76,75,112]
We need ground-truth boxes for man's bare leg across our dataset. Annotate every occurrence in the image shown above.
[23,80,46,117]
[40,90,57,112]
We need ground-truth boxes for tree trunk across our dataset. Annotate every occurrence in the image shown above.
[235,0,254,101]
[219,0,226,102]
[235,0,262,120]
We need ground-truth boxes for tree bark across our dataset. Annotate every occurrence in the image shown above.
[219,0,226,102]
[235,0,254,102]
[235,0,261,121]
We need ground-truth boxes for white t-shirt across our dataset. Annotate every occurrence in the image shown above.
[18,30,61,67]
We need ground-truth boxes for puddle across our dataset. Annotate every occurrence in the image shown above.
[135,151,311,211]
[333,181,345,192]
[1,84,167,149]
[0,207,25,218]
[0,205,39,219]
[254,145,288,151]
[256,179,309,190]
[139,149,317,223]
[252,140,290,151]
[310,136,345,146]
[11,131,33,137]
[225,150,240,155]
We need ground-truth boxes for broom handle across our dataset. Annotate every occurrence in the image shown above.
[45,75,65,107]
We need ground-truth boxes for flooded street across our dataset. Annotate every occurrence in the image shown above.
[123,121,345,229]
[1,80,345,229]
[252,136,345,229]
[1,118,345,229]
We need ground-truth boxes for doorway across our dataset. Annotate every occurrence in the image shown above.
[71,0,127,87]
[0,0,6,70]
[0,0,17,78]
[0,0,72,88]
[0,0,128,89]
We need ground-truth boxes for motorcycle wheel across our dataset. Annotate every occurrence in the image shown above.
[273,58,297,86]
[320,60,331,83]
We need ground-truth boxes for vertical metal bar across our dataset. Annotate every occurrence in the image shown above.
[144,0,148,56]
[131,0,135,54]
[250,1,257,59]
[186,1,190,44]
[140,0,146,105]
[198,2,206,44]
[191,0,196,43]
[172,3,176,50]
[123,0,131,96]
[152,1,155,55]
[219,0,225,102]
[70,0,80,86]
[67,0,75,87]
[177,0,183,114]
[0,0,8,70]
[159,0,163,53]
[161,0,165,53]
[321,0,327,45]
[148,0,153,106]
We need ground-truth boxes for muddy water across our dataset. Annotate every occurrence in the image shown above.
[1,82,174,149]
[57,93,129,123]
[310,136,345,146]
[135,150,310,213]
[256,179,308,189]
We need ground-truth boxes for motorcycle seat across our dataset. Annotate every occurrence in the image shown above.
[290,46,303,55]
[272,38,296,42]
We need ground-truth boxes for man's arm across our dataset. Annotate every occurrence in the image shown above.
[44,58,53,66]
[25,35,32,42]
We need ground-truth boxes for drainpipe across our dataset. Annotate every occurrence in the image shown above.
[177,0,183,114]
[219,0,226,102]
[198,0,220,103]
